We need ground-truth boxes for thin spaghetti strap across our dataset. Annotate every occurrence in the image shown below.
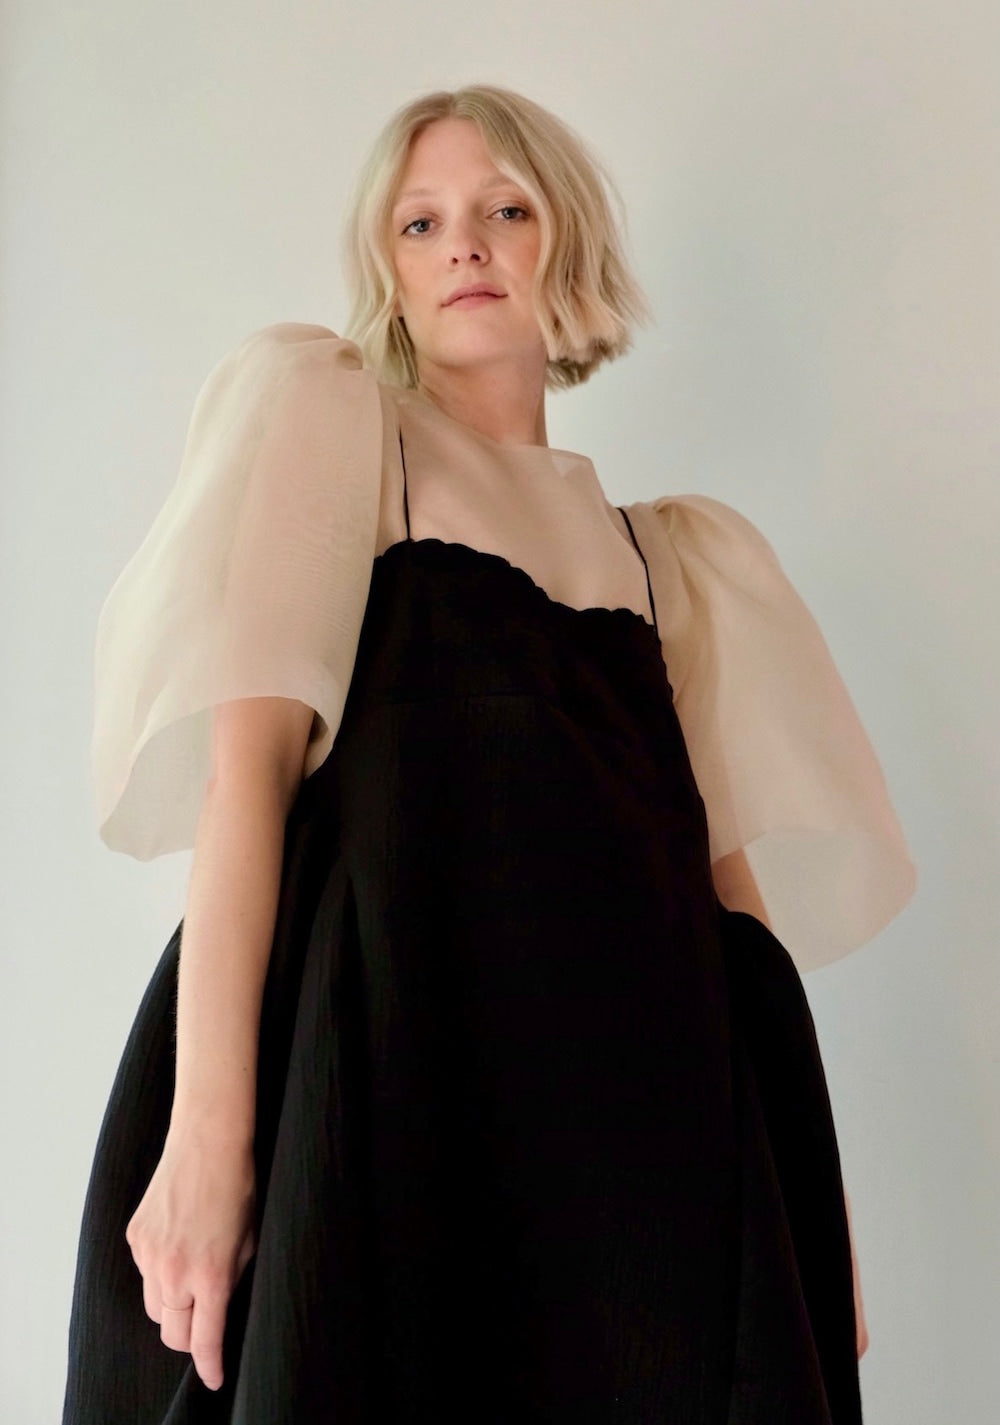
[617,506,659,637]
[398,429,412,541]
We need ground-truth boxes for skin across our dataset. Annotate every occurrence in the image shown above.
[124,115,866,1394]
[124,695,313,1392]
[390,115,549,448]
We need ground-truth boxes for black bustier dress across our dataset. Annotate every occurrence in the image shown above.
[63,434,862,1424]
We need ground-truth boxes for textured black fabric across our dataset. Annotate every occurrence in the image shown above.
[63,525,862,1423]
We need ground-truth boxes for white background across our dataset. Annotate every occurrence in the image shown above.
[1,1,997,1420]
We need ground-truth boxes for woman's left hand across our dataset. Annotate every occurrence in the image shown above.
[844,1189,869,1358]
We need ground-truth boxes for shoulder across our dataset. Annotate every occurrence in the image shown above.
[649,491,776,550]
[187,321,380,436]
[624,492,785,587]
[211,321,369,383]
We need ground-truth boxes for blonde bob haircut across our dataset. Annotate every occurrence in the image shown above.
[341,84,652,391]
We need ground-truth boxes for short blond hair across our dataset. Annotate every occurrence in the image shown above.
[341,84,652,391]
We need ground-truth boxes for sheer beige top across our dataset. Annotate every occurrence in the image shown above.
[91,322,916,971]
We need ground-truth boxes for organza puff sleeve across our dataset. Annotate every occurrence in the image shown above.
[625,494,917,972]
[91,322,384,859]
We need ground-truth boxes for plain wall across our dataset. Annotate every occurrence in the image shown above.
[2,1,997,1420]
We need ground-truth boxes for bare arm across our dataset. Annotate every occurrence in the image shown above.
[125,695,316,1392]
[170,695,316,1142]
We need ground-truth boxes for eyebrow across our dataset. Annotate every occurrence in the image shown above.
[393,176,521,206]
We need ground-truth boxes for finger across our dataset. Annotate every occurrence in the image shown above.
[159,1299,194,1353]
[141,1272,162,1326]
[189,1283,230,1391]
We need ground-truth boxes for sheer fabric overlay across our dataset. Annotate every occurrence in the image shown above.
[90,322,915,969]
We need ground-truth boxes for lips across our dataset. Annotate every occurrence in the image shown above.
[444,284,505,305]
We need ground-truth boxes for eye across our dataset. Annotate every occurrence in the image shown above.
[400,204,531,237]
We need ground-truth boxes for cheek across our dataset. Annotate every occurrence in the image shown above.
[515,236,543,286]
[394,261,435,315]
[391,248,417,293]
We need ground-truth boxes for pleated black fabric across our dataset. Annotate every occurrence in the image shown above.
[63,448,863,1422]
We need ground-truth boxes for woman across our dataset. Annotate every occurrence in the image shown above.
[63,85,915,1423]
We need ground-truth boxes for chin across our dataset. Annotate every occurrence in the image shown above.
[428,329,539,369]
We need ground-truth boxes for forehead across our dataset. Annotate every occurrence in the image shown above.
[394,117,513,198]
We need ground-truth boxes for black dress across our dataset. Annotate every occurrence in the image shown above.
[63,432,862,1423]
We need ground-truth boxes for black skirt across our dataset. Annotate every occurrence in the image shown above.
[63,537,862,1423]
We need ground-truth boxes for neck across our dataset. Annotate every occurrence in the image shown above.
[415,351,550,448]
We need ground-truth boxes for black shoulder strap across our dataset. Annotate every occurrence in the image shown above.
[617,506,659,636]
[397,430,412,540]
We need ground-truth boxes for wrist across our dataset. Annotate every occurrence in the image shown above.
[166,1105,256,1153]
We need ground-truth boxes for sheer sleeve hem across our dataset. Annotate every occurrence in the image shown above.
[91,322,384,858]
[626,493,917,971]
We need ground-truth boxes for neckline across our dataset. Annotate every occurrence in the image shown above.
[374,535,662,643]
[398,388,595,466]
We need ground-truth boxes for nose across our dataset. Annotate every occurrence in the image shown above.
[448,213,487,264]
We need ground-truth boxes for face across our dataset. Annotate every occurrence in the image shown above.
[389,117,546,380]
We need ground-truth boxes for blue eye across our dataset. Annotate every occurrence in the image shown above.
[401,205,530,237]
